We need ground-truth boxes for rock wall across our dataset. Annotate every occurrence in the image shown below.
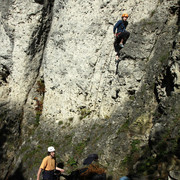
[0,0,179,179]
[42,0,159,123]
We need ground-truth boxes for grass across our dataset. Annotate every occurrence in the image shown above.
[35,112,41,126]
[74,138,90,155]
[75,142,87,155]
[117,119,130,134]
[23,146,42,161]
[67,157,77,166]
[131,139,140,153]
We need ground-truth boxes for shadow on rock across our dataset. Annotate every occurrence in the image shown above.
[34,0,44,5]
[8,163,26,180]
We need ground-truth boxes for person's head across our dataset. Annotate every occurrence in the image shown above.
[119,176,130,180]
[47,146,55,158]
[122,13,128,21]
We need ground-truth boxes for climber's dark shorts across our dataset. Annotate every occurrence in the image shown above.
[114,31,130,54]
[42,170,56,180]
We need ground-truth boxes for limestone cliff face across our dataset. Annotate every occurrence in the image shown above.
[0,0,179,179]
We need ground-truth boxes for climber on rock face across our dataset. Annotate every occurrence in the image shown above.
[37,146,64,180]
[113,13,130,60]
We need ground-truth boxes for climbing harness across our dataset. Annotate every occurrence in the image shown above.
[116,32,121,37]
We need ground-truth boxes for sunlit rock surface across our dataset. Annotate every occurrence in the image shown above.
[0,0,179,179]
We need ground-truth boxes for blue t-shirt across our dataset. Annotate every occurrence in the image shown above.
[113,20,128,34]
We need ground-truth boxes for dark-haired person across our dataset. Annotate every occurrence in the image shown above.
[80,154,106,180]
[113,13,130,60]
[37,146,64,180]
[60,154,106,180]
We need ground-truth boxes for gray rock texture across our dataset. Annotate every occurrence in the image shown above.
[0,0,179,179]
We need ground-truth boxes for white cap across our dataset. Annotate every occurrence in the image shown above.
[48,146,55,152]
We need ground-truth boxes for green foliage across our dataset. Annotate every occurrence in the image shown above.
[121,155,132,165]
[121,139,141,168]
[75,142,87,155]
[136,155,157,175]
[63,133,74,147]
[35,113,41,126]
[79,108,91,120]
[67,157,77,166]
[21,145,30,154]
[173,114,180,124]
[65,122,71,127]
[74,138,90,155]
[150,10,156,17]
[50,141,59,147]
[129,95,135,101]
[64,134,73,142]
[66,156,78,174]
[135,128,180,176]
[68,117,74,121]
[58,121,63,125]
[104,115,110,119]
[21,144,46,173]
[23,145,42,161]
[131,139,140,153]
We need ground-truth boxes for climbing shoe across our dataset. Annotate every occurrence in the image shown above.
[120,44,124,48]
